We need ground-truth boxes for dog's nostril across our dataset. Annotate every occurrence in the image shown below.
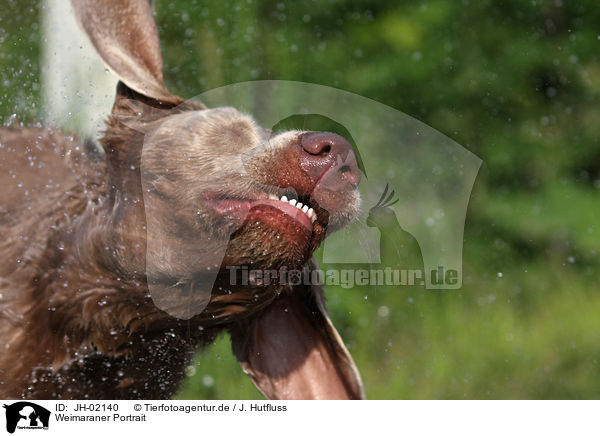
[300,132,349,157]
[298,132,362,187]
[301,135,334,156]
[319,144,332,155]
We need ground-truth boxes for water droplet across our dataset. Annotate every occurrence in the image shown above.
[202,375,214,387]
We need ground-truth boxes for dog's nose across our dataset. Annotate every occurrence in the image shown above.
[298,132,361,188]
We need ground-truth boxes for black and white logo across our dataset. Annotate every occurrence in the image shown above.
[3,402,50,433]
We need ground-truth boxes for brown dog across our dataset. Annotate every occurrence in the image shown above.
[0,0,364,400]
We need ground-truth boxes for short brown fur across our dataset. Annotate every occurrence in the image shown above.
[0,0,364,400]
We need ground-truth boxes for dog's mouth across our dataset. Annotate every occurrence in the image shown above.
[203,191,323,234]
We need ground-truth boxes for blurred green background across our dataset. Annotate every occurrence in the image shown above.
[1,0,599,399]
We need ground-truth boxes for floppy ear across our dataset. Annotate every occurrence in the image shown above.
[70,0,182,106]
[231,286,365,400]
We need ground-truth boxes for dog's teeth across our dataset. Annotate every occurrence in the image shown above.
[275,195,316,224]
[268,194,278,200]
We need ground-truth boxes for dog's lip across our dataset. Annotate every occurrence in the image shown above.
[249,199,313,232]
[202,193,313,232]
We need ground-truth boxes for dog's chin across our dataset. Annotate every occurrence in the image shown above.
[221,211,325,272]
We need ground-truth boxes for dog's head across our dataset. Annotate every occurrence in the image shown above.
[72,0,364,399]
[139,106,360,271]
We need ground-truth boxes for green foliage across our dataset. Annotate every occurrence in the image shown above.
[1,0,599,399]
[0,0,41,121]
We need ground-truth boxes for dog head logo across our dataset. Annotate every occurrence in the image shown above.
[105,80,483,319]
[3,402,50,433]
[137,81,481,318]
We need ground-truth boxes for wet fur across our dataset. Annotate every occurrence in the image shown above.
[0,0,364,400]
[0,86,360,399]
